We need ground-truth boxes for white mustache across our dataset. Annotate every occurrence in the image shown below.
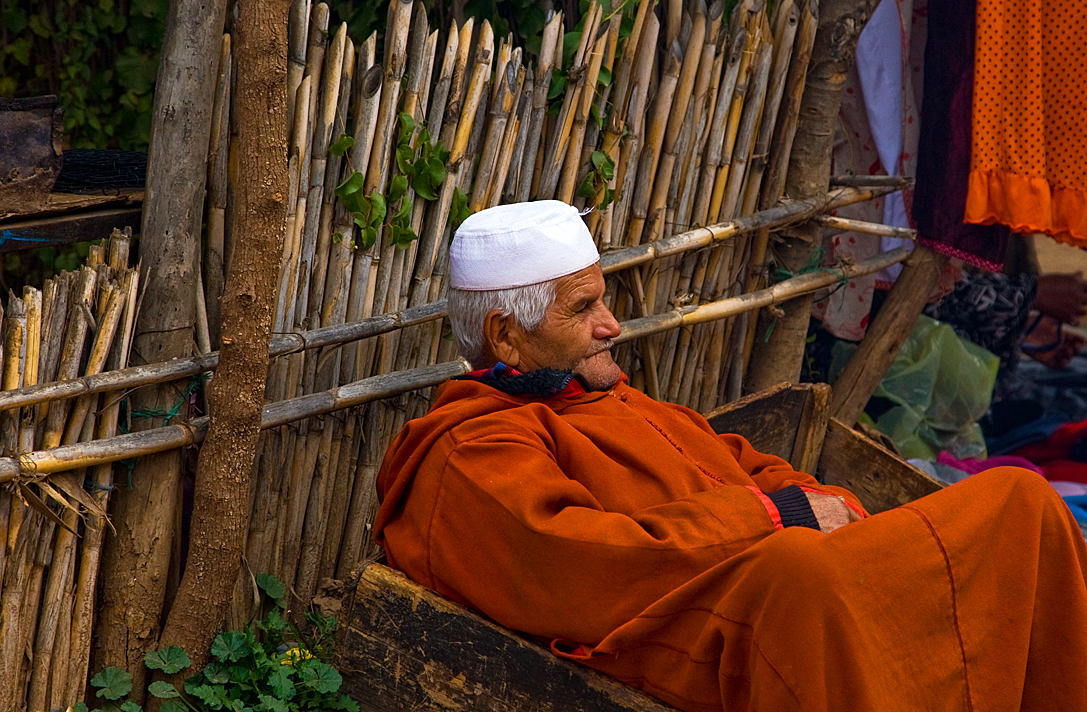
[589,340,614,356]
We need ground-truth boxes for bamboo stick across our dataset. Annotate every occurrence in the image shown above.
[41,267,96,451]
[469,55,519,211]
[537,3,600,200]
[487,61,525,207]
[516,12,562,202]
[608,11,658,248]
[286,0,311,131]
[503,68,533,200]
[813,215,917,238]
[644,11,706,242]
[205,33,232,348]
[66,258,137,705]
[625,39,682,245]
[557,14,610,204]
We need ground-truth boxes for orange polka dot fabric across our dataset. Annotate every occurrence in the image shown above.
[966,0,1087,246]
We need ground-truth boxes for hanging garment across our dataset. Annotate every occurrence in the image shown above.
[818,0,958,341]
[966,0,1087,245]
[912,0,1011,268]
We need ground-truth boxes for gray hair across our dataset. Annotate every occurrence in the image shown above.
[447,280,558,368]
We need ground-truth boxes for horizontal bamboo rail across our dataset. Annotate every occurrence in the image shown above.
[615,246,910,342]
[0,184,898,415]
[812,215,916,239]
[0,245,909,483]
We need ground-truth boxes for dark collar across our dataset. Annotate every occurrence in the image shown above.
[454,363,594,398]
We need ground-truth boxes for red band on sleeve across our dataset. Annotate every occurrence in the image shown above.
[746,486,784,530]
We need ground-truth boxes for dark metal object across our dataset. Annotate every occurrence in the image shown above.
[0,96,64,213]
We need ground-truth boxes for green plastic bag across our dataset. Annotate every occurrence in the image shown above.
[831,315,1000,460]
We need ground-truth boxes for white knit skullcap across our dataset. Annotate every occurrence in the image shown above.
[450,201,600,290]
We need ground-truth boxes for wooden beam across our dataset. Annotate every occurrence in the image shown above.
[336,563,679,712]
[828,244,947,426]
[0,207,143,253]
[817,418,944,513]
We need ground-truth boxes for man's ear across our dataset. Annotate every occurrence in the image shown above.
[482,309,523,368]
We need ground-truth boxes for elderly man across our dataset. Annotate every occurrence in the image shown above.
[375,201,1087,712]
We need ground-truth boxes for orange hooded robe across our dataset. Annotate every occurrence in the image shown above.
[375,375,1087,712]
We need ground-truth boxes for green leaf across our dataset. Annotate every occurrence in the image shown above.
[257,694,289,712]
[547,71,567,101]
[262,606,288,635]
[397,111,416,139]
[328,132,354,156]
[334,171,366,213]
[120,702,143,712]
[71,703,90,712]
[144,646,191,674]
[267,665,296,700]
[449,187,472,233]
[301,662,343,694]
[427,157,446,188]
[332,231,343,244]
[597,66,612,86]
[396,143,414,175]
[600,187,615,211]
[203,661,231,684]
[576,173,597,200]
[92,667,133,701]
[186,682,227,709]
[160,701,190,712]
[360,226,378,250]
[394,197,412,224]
[148,681,180,699]
[387,174,408,204]
[335,695,361,712]
[211,630,250,663]
[411,172,438,201]
[369,192,386,226]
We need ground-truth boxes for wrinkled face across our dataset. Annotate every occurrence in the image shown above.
[501,264,623,389]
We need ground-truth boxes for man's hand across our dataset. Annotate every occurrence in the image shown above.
[806,493,863,534]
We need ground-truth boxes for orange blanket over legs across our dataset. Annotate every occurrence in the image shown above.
[569,469,1087,711]
[967,0,1087,245]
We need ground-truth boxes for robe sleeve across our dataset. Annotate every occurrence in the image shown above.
[420,429,814,645]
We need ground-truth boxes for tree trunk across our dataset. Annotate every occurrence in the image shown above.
[744,0,881,393]
[155,0,288,673]
[93,0,228,698]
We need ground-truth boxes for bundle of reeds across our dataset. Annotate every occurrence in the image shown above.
[0,229,137,709]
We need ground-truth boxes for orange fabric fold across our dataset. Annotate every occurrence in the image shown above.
[966,169,1087,246]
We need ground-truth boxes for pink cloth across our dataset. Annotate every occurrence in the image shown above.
[936,451,1044,475]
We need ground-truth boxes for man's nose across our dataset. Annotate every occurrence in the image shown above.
[593,305,622,339]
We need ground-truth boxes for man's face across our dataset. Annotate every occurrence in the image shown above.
[507,264,623,389]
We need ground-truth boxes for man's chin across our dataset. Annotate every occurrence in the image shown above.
[577,355,621,390]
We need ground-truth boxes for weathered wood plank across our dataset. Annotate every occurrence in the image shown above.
[0,207,143,253]
[789,382,830,474]
[336,563,679,712]
[704,382,811,461]
[817,417,944,513]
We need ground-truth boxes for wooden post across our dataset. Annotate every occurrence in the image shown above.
[828,244,947,425]
[744,0,882,393]
[92,0,229,696]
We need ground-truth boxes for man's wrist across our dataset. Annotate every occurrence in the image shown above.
[766,485,821,530]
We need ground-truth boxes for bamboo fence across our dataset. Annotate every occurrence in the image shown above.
[0,0,919,705]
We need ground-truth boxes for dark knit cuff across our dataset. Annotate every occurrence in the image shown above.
[765,485,820,530]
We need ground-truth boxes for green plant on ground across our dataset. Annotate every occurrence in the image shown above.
[73,573,358,712]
